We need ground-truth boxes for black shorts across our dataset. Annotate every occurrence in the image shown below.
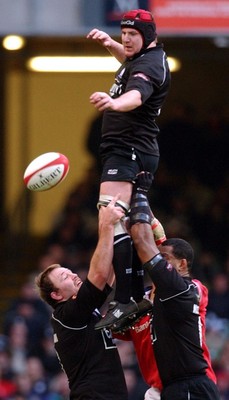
[161,375,220,400]
[100,147,159,183]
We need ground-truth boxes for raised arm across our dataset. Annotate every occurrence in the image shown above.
[87,195,125,290]
[87,28,126,64]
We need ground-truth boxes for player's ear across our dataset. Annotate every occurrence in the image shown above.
[51,291,62,301]
[179,258,188,272]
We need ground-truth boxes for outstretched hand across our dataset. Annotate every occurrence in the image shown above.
[86,29,112,48]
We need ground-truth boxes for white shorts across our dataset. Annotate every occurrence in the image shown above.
[145,387,161,400]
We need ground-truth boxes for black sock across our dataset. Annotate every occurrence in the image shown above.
[131,245,145,302]
[113,233,132,304]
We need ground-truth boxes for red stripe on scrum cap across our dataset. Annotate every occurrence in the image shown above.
[122,9,154,23]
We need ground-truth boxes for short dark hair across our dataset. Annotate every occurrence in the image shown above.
[161,238,194,272]
[35,264,61,307]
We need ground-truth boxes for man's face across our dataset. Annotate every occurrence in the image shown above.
[121,28,143,57]
[49,267,83,301]
[160,245,182,273]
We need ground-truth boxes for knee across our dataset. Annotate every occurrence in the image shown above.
[97,194,130,214]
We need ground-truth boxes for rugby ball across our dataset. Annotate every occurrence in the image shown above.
[23,152,70,192]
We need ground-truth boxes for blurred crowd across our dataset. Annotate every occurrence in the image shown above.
[0,104,229,399]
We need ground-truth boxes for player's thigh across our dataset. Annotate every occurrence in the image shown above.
[101,154,139,183]
[135,150,159,176]
[100,181,133,204]
[100,154,139,203]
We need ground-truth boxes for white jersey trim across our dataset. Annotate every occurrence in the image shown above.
[159,283,196,302]
[52,314,87,330]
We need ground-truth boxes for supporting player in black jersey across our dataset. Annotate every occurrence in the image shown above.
[35,196,128,400]
[113,216,218,400]
[128,172,220,400]
[87,9,171,329]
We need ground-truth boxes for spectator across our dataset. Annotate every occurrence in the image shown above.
[208,273,229,320]
[38,328,61,379]
[8,319,28,374]
[0,335,17,399]
[49,371,70,399]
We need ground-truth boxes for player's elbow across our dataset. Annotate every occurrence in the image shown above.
[88,269,108,289]
[128,90,142,109]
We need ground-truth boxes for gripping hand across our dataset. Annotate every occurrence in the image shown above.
[133,171,154,194]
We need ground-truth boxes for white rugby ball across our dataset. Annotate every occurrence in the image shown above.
[23,152,70,192]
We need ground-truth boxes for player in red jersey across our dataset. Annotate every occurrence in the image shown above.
[114,286,162,400]
[192,278,217,384]
[114,276,217,400]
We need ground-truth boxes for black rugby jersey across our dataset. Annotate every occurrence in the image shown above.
[149,259,209,387]
[51,279,128,400]
[101,44,171,157]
